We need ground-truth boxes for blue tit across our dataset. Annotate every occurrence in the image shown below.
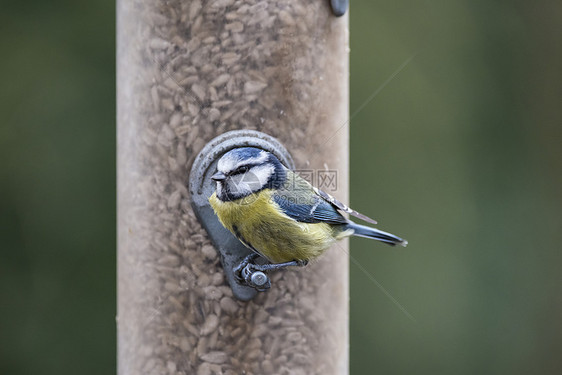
[208,147,407,285]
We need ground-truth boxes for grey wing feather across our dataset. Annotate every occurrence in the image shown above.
[312,186,378,225]
[273,190,348,225]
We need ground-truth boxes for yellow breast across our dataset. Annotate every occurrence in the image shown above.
[209,190,345,263]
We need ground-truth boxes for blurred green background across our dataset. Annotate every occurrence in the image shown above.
[1,0,561,374]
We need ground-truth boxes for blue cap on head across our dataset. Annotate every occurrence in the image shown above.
[217,147,273,174]
[224,147,264,160]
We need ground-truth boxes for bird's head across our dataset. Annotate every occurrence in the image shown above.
[212,147,286,201]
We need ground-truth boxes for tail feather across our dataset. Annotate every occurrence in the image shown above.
[347,222,408,247]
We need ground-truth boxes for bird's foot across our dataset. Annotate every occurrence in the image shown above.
[234,258,308,292]
[240,263,271,292]
[233,253,260,283]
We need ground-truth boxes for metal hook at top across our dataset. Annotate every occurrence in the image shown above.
[330,0,348,17]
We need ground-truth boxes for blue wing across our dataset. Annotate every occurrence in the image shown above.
[272,169,378,225]
[273,191,348,225]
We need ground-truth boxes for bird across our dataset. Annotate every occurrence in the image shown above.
[208,147,407,289]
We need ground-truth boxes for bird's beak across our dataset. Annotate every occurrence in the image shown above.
[211,171,226,182]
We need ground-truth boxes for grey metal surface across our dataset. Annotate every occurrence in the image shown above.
[330,0,348,17]
[189,130,295,301]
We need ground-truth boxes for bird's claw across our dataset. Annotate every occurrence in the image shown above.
[233,253,258,282]
[233,263,246,284]
[233,253,270,291]
[234,261,271,292]
[233,254,307,292]
[241,263,271,291]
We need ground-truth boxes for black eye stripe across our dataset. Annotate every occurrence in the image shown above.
[229,165,251,176]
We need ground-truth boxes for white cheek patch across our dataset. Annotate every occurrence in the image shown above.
[226,174,253,197]
[226,164,274,197]
[250,164,275,186]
